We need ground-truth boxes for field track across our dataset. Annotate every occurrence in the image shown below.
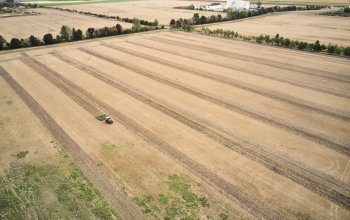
[152,35,350,84]
[17,54,281,220]
[103,44,350,120]
[78,47,350,156]
[0,65,145,220]
[101,43,350,121]
[124,40,350,100]
[51,51,350,210]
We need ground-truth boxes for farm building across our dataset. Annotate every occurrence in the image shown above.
[195,0,251,11]
[226,0,251,10]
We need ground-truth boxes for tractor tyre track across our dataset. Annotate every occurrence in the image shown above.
[0,65,145,220]
[51,52,350,210]
[102,42,349,121]
[157,34,350,84]
[124,40,350,100]
[16,55,280,220]
[78,48,350,157]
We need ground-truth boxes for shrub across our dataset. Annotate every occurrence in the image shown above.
[327,44,336,54]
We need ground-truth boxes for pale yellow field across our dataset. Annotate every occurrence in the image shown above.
[1,30,350,219]
[204,10,350,45]
[60,0,226,24]
[0,8,131,40]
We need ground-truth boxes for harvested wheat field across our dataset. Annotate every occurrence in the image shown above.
[0,8,131,40]
[1,30,350,219]
[204,10,350,45]
[59,0,226,25]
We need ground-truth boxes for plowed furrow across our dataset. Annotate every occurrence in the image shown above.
[102,42,349,121]
[78,48,350,156]
[52,52,350,211]
[19,55,103,117]
[0,64,145,220]
[17,54,279,220]
[158,34,350,83]
[125,40,350,100]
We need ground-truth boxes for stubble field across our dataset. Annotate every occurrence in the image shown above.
[0,8,132,40]
[0,30,349,219]
[59,0,226,24]
[203,10,350,45]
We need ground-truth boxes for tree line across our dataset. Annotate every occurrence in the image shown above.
[320,6,350,17]
[199,28,350,57]
[174,3,325,12]
[170,5,326,28]
[0,20,161,51]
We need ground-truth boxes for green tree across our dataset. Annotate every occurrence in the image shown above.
[43,33,54,45]
[10,38,21,49]
[60,25,72,41]
[344,47,350,56]
[209,15,217,23]
[72,28,76,40]
[273,34,280,45]
[132,18,141,31]
[20,38,30,48]
[116,24,123,34]
[327,44,336,54]
[29,35,40,46]
[193,13,200,24]
[0,35,7,50]
[284,38,291,47]
[56,35,61,43]
[153,19,159,26]
[170,19,176,27]
[313,40,321,51]
[257,1,262,8]
[86,28,95,39]
[200,15,207,24]
[72,28,83,41]
[217,14,222,22]
[298,41,308,50]
[335,46,342,55]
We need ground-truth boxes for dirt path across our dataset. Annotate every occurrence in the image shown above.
[124,40,349,100]
[51,51,350,210]
[0,65,145,220]
[17,54,281,220]
[158,34,350,84]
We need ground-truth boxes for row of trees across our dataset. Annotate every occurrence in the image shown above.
[0,20,159,51]
[170,5,326,28]
[199,28,350,56]
[174,3,325,12]
[320,6,350,17]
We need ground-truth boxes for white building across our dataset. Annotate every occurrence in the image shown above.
[226,0,250,10]
[206,3,225,11]
[194,0,251,12]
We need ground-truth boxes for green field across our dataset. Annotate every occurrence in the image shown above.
[250,0,350,6]
[21,0,138,7]
[0,153,120,220]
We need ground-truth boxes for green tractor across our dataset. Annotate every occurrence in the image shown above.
[96,114,113,124]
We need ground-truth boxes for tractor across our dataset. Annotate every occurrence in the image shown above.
[96,114,113,124]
